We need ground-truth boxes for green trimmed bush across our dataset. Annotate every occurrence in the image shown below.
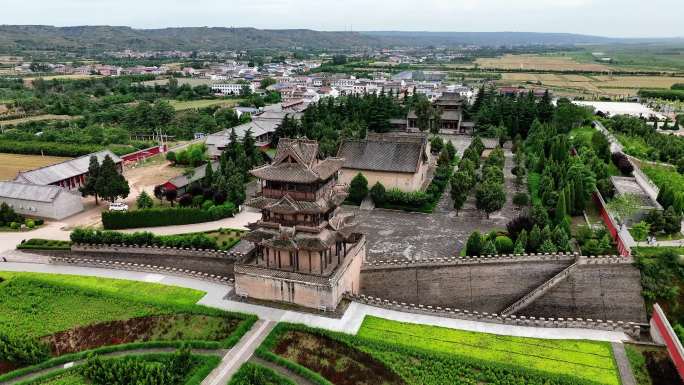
[102,205,236,230]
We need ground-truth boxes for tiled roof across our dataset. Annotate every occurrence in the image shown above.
[251,138,343,183]
[167,161,219,189]
[15,150,121,186]
[337,138,424,173]
[0,181,65,203]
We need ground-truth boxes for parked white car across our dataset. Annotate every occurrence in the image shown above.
[108,202,129,212]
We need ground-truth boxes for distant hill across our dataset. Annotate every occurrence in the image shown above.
[0,25,678,53]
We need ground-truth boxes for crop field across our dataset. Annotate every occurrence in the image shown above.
[263,318,620,385]
[476,54,613,72]
[0,153,72,180]
[500,72,684,97]
[358,317,620,385]
[168,99,242,111]
[0,114,77,127]
[0,272,206,337]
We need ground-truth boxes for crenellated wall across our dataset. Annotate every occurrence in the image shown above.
[360,253,647,323]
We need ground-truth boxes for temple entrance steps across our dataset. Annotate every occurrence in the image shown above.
[500,261,579,317]
[360,196,375,210]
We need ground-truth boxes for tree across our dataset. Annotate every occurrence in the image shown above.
[450,172,471,215]
[465,232,482,256]
[555,191,567,224]
[136,191,153,209]
[96,155,129,203]
[349,173,369,204]
[631,221,650,241]
[204,162,214,187]
[153,185,165,202]
[260,77,276,89]
[663,206,682,234]
[165,189,178,206]
[475,181,506,219]
[481,239,497,255]
[445,140,456,161]
[79,156,101,205]
[179,193,193,207]
[166,151,177,164]
[539,239,558,254]
[591,131,611,162]
[528,225,542,252]
[370,182,386,205]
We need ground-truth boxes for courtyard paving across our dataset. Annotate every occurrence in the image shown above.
[346,146,520,261]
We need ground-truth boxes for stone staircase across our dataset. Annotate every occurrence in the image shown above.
[500,262,579,316]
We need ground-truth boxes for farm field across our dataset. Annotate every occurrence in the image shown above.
[262,317,621,385]
[0,153,71,180]
[476,54,613,72]
[499,72,684,97]
[0,114,77,127]
[0,271,206,337]
[168,99,242,111]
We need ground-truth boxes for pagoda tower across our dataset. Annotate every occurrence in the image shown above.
[233,138,366,310]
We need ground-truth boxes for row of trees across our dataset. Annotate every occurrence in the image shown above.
[450,137,485,215]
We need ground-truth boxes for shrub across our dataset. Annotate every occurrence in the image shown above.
[611,152,634,176]
[25,219,35,229]
[9,222,20,229]
[201,200,215,211]
[494,236,514,254]
[465,232,482,256]
[370,182,386,205]
[512,192,529,207]
[71,228,219,250]
[348,173,369,204]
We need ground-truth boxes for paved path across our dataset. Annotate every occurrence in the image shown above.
[201,320,275,385]
[3,347,224,385]
[611,342,637,385]
[0,262,632,343]
[0,209,261,254]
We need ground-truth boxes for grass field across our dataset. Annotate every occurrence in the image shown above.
[167,99,242,111]
[357,316,620,385]
[0,114,77,127]
[0,153,72,180]
[0,271,205,337]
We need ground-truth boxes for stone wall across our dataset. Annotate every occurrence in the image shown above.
[521,263,647,323]
[361,254,574,314]
[360,253,647,323]
[29,244,242,276]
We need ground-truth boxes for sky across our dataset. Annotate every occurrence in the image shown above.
[1,0,682,38]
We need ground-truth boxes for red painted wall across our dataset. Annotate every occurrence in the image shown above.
[592,191,630,257]
[122,145,167,162]
[651,304,684,381]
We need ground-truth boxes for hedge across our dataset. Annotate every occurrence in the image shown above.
[70,228,221,250]
[17,239,72,251]
[0,140,137,157]
[101,204,236,230]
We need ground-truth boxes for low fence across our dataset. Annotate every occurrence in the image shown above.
[122,144,167,163]
[650,303,684,381]
[347,293,644,338]
[592,190,633,257]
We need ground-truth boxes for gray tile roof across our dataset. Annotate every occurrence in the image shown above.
[0,181,65,203]
[15,150,121,186]
[337,139,425,173]
[168,161,220,189]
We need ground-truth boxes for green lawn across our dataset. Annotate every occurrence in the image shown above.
[168,99,242,111]
[357,316,620,385]
[569,126,596,148]
[642,164,684,191]
[0,272,205,337]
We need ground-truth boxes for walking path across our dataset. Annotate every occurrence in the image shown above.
[201,320,275,385]
[0,262,632,342]
[3,347,225,385]
[611,342,637,385]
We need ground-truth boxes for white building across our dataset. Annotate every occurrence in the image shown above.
[211,83,256,95]
[0,181,84,220]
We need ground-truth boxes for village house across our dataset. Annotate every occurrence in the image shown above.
[337,132,432,192]
[14,150,123,191]
[0,181,84,220]
[407,92,466,133]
